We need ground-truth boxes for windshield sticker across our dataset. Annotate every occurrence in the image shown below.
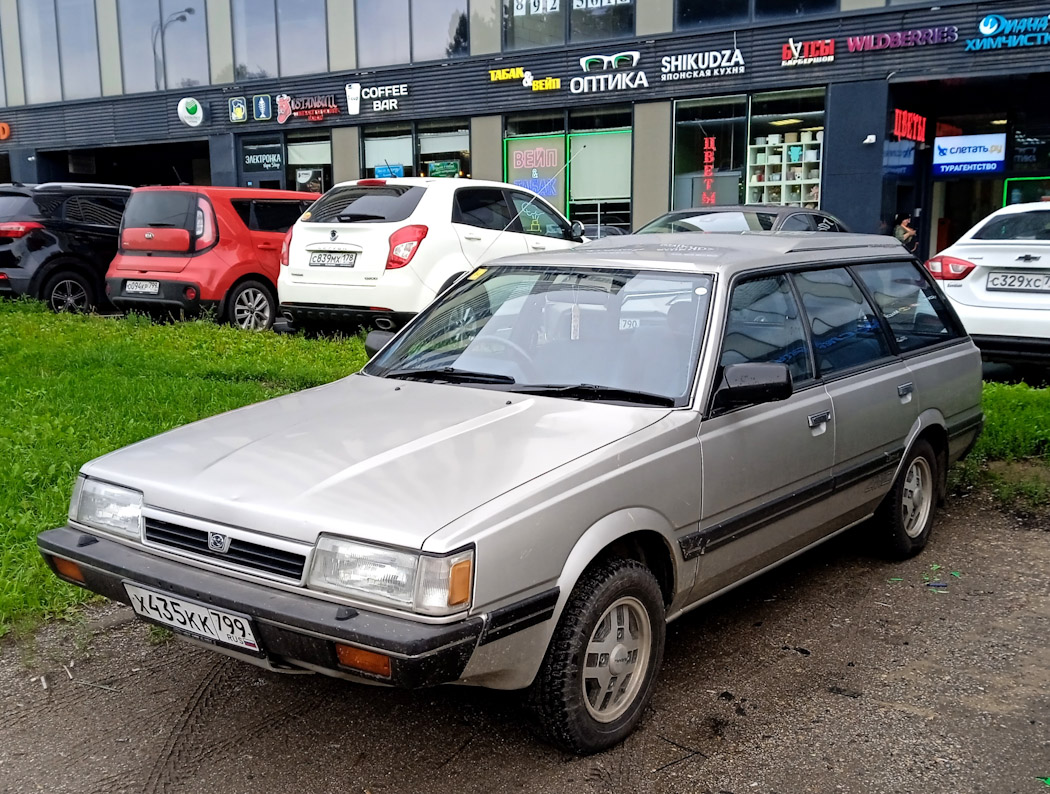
[468,268,487,280]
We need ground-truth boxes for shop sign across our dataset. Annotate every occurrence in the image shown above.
[846,26,957,52]
[276,93,339,124]
[660,48,744,81]
[345,83,409,115]
[965,13,1050,51]
[700,137,718,205]
[505,135,566,212]
[780,38,835,67]
[893,109,927,143]
[375,164,405,178]
[490,66,526,81]
[243,142,283,172]
[932,133,1006,175]
[229,97,248,123]
[490,66,562,92]
[177,97,204,127]
[252,95,272,121]
[883,140,916,177]
[571,51,648,94]
[511,1,633,15]
[428,160,460,178]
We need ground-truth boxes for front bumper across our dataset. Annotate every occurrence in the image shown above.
[38,526,483,687]
[107,277,219,317]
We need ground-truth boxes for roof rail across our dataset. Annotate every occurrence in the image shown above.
[34,182,135,192]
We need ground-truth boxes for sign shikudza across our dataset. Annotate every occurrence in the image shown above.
[965,13,1050,50]
[660,48,745,81]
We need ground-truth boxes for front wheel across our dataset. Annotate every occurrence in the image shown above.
[529,558,665,754]
[226,280,275,331]
[876,439,939,558]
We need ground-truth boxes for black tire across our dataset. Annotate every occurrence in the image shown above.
[876,439,939,558]
[41,270,96,313]
[528,558,665,755]
[225,280,276,331]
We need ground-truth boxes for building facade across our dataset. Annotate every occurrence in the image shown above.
[0,0,1047,255]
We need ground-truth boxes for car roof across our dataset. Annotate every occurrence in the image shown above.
[130,185,318,200]
[0,182,134,195]
[652,205,840,220]
[984,201,1050,216]
[328,177,533,192]
[494,232,908,276]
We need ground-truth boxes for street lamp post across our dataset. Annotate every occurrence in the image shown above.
[152,7,195,92]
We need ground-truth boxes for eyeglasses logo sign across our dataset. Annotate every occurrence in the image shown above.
[578,51,640,72]
[571,51,647,95]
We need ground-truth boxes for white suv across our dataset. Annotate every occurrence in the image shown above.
[278,178,583,330]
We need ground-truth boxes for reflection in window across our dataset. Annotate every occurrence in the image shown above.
[117,0,159,94]
[161,0,209,89]
[675,0,748,30]
[363,124,415,179]
[754,0,836,18]
[570,0,634,42]
[19,0,62,104]
[57,0,102,100]
[721,275,812,383]
[232,0,278,79]
[673,95,747,208]
[277,0,328,76]
[794,268,890,375]
[503,0,565,50]
[412,0,469,61]
[853,263,959,352]
[357,0,410,67]
[418,118,471,179]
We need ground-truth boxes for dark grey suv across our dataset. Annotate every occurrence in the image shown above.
[0,182,131,312]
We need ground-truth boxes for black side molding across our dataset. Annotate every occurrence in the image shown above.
[479,588,559,646]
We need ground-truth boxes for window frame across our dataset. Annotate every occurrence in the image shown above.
[451,187,523,234]
[502,0,637,52]
[507,189,574,240]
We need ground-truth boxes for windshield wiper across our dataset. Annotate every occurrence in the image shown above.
[384,367,516,385]
[510,383,675,406]
[335,212,385,222]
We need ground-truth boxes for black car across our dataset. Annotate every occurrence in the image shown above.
[635,204,850,234]
[0,182,132,312]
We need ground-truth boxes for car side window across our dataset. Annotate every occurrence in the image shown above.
[230,200,253,228]
[452,188,517,232]
[851,261,962,352]
[252,200,303,233]
[720,273,813,384]
[65,196,126,228]
[508,192,572,240]
[779,213,814,232]
[812,214,841,232]
[793,267,892,376]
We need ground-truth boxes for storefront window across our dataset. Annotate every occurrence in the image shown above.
[569,107,632,234]
[277,0,328,76]
[57,0,102,100]
[570,1,635,42]
[412,0,469,61]
[754,0,836,19]
[363,124,415,179]
[288,131,332,193]
[232,0,278,79]
[675,0,748,30]
[242,135,285,189]
[505,112,567,213]
[161,0,210,89]
[19,0,62,104]
[748,89,825,207]
[503,0,565,50]
[674,96,747,209]
[418,119,470,178]
[357,0,410,67]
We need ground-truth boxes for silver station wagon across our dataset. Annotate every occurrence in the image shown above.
[39,233,983,754]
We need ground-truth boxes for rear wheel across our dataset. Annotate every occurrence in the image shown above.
[42,270,96,313]
[226,280,275,331]
[529,558,665,754]
[876,439,938,558]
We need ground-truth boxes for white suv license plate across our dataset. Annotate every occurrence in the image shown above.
[987,272,1050,292]
[125,280,160,294]
[309,252,356,267]
[124,583,261,653]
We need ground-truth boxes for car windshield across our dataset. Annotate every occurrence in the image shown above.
[637,211,776,234]
[366,266,713,406]
[972,210,1050,240]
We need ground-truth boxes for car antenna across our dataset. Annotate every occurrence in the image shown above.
[171,165,186,185]
[468,144,587,268]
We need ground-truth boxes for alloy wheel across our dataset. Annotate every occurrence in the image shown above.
[582,595,652,723]
[901,456,933,538]
[49,279,89,312]
[233,287,272,330]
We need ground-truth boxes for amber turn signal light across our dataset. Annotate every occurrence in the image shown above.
[335,644,391,678]
[448,559,472,607]
[52,556,85,584]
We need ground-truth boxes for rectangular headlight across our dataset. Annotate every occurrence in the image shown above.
[73,477,143,540]
[307,536,472,616]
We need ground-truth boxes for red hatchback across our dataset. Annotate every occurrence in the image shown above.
[107,186,316,330]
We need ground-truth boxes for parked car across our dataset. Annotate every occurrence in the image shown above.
[581,223,627,240]
[107,186,317,330]
[0,182,131,312]
[278,177,583,331]
[39,233,982,754]
[925,202,1050,364]
[635,204,850,234]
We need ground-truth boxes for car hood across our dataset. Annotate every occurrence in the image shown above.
[82,374,668,549]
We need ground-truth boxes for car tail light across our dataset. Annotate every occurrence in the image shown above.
[193,197,217,251]
[185,287,197,300]
[0,272,8,280]
[357,179,387,186]
[280,228,292,266]
[387,225,428,270]
[0,221,43,238]
[924,255,976,281]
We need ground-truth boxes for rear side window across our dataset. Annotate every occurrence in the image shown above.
[0,194,35,220]
[973,210,1050,240]
[852,262,961,353]
[123,191,196,232]
[639,211,776,233]
[252,200,303,233]
[453,188,517,232]
[65,196,126,227]
[793,268,892,376]
[813,214,843,232]
[307,185,424,223]
[721,274,813,383]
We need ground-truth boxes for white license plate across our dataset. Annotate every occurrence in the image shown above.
[125,280,160,295]
[987,272,1050,292]
[124,583,261,653]
[309,252,357,267]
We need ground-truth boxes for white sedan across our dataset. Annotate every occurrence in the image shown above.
[925,202,1050,364]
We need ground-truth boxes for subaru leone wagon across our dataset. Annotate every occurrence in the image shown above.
[39,233,982,754]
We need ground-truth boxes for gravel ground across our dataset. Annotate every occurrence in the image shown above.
[2,493,1047,794]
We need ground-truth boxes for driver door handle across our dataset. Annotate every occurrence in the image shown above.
[807,410,831,428]
[464,234,482,241]
[530,243,547,251]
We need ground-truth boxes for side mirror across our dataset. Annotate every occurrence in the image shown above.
[570,220,585,242]
[714,363,793,410]
[364,329,395,359]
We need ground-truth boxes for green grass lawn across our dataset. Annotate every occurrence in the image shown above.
[0,300,367,635]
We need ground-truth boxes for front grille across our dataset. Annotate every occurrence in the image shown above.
[144,518,306,580]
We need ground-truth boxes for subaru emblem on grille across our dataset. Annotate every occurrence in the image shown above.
[208,532,232,553]
[330,229,338,241]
